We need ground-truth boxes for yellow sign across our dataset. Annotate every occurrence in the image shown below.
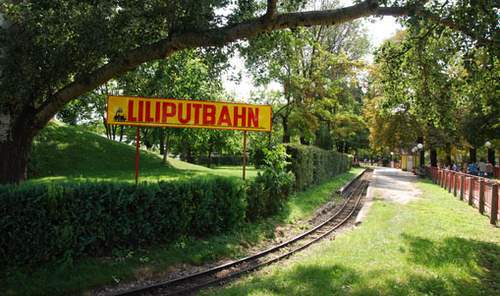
[106,95,272,132]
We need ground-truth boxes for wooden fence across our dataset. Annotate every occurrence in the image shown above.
[428,166,499,225]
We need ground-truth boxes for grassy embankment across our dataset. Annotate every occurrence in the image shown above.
[1,122,363,295]
[28,121,258,183]
[206,179,500,296]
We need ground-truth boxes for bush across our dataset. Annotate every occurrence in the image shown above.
[286,144,352,191]
[246,145,294,221]
[0,177,245,267]
[250,147,266,169]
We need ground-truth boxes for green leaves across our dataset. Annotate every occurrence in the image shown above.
[0,177,246,267]
[286,144,352,191]
[246,144,294,221]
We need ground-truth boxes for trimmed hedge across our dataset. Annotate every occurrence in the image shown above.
[286,144,352,191]
[0,177,245,266]
[0,145,346,268]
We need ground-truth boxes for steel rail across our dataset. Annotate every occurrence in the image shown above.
[112,172,369,296]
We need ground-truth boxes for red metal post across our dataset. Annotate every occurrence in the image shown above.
[448,172,453,193]
[491,183,498,225]
[479,179,485,214]
[453,172,457,197]
[460,174,465,201]
[468,177,474,206]
[242,131,247,180]
[135,127,140,185]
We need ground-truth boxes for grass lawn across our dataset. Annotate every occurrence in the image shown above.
[28,121,259,183]
[0,164,362,296]
[204,179,500,296]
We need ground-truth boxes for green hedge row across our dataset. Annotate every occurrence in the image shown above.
[286,144,352,191]
[0,177,246,266]
[0,145,346,267]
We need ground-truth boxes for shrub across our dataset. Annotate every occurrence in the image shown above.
[246,145,294,221]
[0,177,245,267]
[286,144,352,191]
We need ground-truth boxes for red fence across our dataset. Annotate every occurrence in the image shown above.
[428,167,499,225]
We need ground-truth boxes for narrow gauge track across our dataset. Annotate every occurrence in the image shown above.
[113,171,370,296]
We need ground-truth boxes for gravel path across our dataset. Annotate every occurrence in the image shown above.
[356,167,421,224]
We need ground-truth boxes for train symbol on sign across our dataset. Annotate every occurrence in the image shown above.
[114,107,126,122]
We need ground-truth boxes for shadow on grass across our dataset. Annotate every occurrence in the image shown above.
[213,234,499,296]
[401,233,500,294]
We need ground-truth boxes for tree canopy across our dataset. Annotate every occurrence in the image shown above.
[0,0,498,183]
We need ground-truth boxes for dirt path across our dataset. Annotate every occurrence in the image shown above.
[356,167,421,224]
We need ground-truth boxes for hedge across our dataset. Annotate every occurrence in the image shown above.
[0,145,345,267]
[0,177,246,266]
[286,144,352,191]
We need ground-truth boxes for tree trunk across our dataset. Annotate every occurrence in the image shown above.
[430,148,437,167]
[159,128,165,155]
[282,115,290,143]
[417,136,424,168]
[163,133,169,163]
[102,117,111,139]
[111,125,116,140]
[118,125,124,142]
[469,147,477,163]
[207,148,213,168]
[445,143,452,166]
[0,119,36,184]
[487,148,495,166]
[300,136,309,145]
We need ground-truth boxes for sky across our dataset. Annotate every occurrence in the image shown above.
[222,3,403,100]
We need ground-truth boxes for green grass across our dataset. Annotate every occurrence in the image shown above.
[204,179,500,296]
[0,165,362,296]
[28,121,259,183]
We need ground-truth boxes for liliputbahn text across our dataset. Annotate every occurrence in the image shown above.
[107,95,272,132]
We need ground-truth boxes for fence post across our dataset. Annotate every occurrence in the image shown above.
[479,179,485,214]
[460,174,465,201]
[491,183,498,225]
[453,172,458,197]
[448,172,453,193]
[468,177,474,206]
[444,171,448,189]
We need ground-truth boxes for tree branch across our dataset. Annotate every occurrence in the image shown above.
[35,0,381,126]
[33,0,490,127]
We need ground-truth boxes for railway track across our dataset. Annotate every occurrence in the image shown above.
[112,170,371,296]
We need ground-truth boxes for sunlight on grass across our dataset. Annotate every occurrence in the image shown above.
[27,123,261,183]
[205,179,500,296]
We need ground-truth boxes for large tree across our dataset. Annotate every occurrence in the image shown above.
[0,0,497,183]
[368,18,498,166]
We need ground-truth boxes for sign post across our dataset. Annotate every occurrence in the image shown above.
[106,95,272,181]
[242,131,247,180]
[135,127,140,184]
